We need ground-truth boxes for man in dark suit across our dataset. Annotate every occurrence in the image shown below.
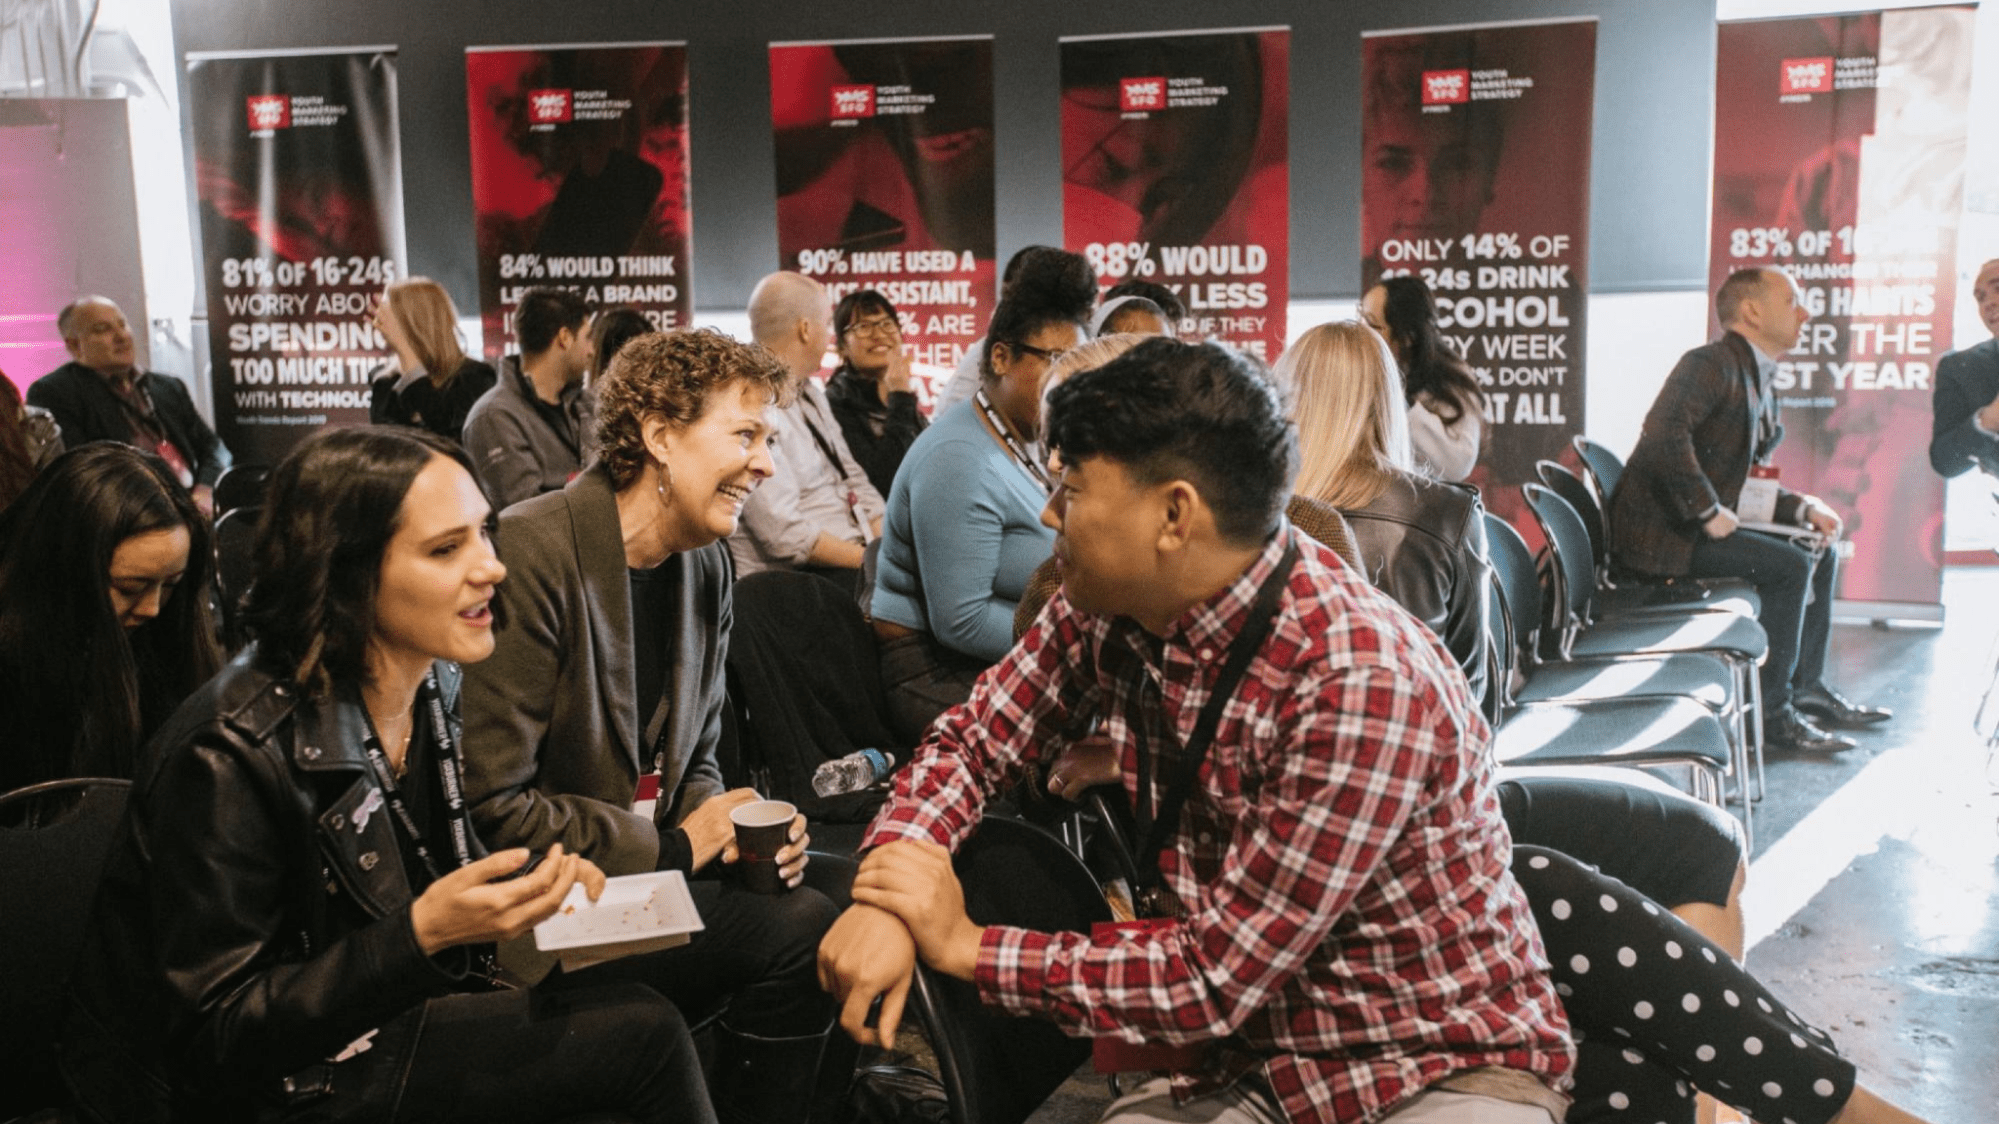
[30,296,229,516]
[1611,267,1888,754]
[1929,258,1999,478]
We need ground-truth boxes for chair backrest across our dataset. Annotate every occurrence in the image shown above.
[1483,511,1546,669]
[1573,437,1625,505]
[1014,556,1062,642]
[0,777,132,1118]
[1284,494,1364,572]
[214,505,261,648]
[1536,460,1608,580]
[1521,483,1598,629]
[211,464,271,518]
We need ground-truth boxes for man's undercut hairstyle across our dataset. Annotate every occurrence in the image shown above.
[57,296,118,340]
[595,328,791,490]
[244,426,487,699]
[1716,268,1775,327]
[1046,337,1297,546]
[513,287,592,355]
[1103,279,1187,324]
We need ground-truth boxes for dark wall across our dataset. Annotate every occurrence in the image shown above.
[169,0,1718,315]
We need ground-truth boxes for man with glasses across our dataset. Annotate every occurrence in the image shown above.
[733,271,884,590]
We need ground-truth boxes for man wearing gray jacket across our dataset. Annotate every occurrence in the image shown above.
[463,287,596,509]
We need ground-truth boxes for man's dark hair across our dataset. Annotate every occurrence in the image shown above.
[591,306,653,376]
[1100,297,1168,336]
[1046,338,1296,545]
[513,287,592,355]
[1103,279,1186,324]
[1716,268,1775,327]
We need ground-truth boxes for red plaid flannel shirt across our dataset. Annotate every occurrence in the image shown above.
[865,529,1574,1122]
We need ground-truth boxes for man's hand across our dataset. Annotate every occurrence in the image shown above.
[1979,392,1999,434]
[722,812,812,888]
[818,903,917,1047]
[1800,496,1843,537]
[850,840,984,981]
[1046,734,1121,802]
[1703,506,1739,539]
[679,788,762,871]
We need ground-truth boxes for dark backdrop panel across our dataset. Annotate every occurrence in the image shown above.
[169,0,1716,316]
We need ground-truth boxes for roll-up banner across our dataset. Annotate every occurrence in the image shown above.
[1361,18,1596,542]
[186,47,404,466]
[1711,8,1974,616]
[1060,27,1290,362]
[466,42,692,357]
[770,36,995,404]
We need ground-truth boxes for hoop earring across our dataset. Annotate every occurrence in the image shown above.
[653,458,674,510]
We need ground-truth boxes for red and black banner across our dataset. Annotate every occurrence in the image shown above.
[1361,18,1596,540]
[1060,27,1289,362]
[466,42,692,358]
[770,36,995,403]
[1711,8,1974,612]
[187,47,405,466]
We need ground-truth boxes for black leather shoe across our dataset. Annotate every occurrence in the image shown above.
[1765,706,1857,754]
[1793,683,1893,729]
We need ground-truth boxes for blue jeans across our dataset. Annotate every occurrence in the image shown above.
[1686,529,1837,713]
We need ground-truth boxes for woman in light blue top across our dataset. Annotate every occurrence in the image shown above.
[870,258,1093,742]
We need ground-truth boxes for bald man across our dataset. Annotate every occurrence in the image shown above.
[1929,258,1999,478]
[31,297,229,514]
[730,272,884,589]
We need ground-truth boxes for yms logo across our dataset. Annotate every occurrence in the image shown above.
[528,88,573,124]
[831,84,875,118]
[1780,57,1833,94]
[1421,69,1470,105]
[245,94,290,131]
[1119,77,1166,112]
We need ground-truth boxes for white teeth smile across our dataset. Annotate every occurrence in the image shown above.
[718,484,751,502]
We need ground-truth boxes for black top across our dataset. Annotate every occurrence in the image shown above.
[629,562,673,742]
[825,365,927,499]
[368,357,499,444]
[27,361,230,486]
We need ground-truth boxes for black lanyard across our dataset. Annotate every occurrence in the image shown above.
[975,389,1053,492]
[361,669,476,882]
[1130,540,1299,916]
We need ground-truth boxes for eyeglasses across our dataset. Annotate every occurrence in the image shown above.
[843,316,901,339]
[1006,340,1070,364]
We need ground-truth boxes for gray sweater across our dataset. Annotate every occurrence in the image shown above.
[461,356,597,511]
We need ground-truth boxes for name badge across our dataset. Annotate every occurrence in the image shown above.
[633,772,662,821]
[1090,919,1210,1074]
[1738,464,1780,524]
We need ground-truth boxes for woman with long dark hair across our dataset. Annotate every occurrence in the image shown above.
[0,443,218,793]
[1362,275,1486,481]
[62,426,710,1121]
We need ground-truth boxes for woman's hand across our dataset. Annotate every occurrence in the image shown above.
[882,348,913,399]
[722,812,812,888]
[409,844,603,954]
[679,788,762,871]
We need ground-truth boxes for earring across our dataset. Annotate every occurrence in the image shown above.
[653,458,674,510]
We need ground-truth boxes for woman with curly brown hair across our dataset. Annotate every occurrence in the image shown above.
[458,328,846,1120]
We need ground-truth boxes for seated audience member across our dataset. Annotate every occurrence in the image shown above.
[1360,275,1485,482]
[1280,319,1492,707]
[462,286,596,510]
[1929,257,1999,477]
[0,373,62,511]
[823,289,925,499]
[31,296,229,516]
[1610,267,1887,753]
[459,330,840,1120]
[936,246,1098,412]
[0,444,218,794]
[61,426,709,1121]
[870,280,1087,743]
[592,305,654,382]
[1100,277,1188,337]
[828,338,1576,1124]
[367,276,498,443]
[1089,294,1171,338]
[734,272,884,587]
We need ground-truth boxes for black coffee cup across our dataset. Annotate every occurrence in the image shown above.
[730,799,796,894]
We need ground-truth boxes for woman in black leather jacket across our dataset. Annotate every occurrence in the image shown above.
[61,426,710,1121]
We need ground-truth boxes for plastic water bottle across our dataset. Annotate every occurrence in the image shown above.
[812,748,895,797]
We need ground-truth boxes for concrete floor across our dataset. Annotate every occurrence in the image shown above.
[1008,570,1999,1122]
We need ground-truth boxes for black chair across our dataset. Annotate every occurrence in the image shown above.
[213,504,261,649]
[0,778,132,1119]
[211,463,271,518]
[1535,460,1758,617]
[1569,437,1761,609]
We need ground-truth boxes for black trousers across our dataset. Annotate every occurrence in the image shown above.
[304,983,712,1122]
[1686,529,1837,714]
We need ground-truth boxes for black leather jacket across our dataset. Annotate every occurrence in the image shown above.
[61,653,481,1120]
[1340,470,1495,712]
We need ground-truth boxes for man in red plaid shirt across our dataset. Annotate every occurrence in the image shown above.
[821,339,1573,1122]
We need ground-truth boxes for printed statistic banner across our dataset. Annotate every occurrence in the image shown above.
[770,36,995,402]
[466,42,692,357]
[1711,8,1974,612]
[1060,27,1289,361]
[187,48,405,466]
[1361,18,1596,540]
